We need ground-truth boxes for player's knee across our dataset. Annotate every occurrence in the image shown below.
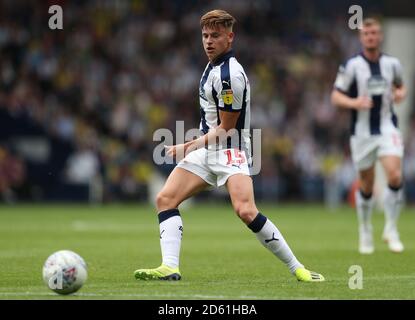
[359,179,374,194]
[234,203,257,224]
[388,171,402,188]
[360,184,373,195]
[156,192,176,212]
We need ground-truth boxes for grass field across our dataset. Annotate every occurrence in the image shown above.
[1,203,414,300]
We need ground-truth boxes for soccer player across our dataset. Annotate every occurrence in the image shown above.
[331,18,407,254]
[134,10,324,282]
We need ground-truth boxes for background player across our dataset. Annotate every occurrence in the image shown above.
[331,18,407,254]
[134,9,324,282]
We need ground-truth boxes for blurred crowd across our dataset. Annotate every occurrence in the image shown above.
[0,145,25,202]
[0,0,413,202]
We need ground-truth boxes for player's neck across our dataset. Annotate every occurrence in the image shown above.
[210,47,233,65]
[362,48,381,62]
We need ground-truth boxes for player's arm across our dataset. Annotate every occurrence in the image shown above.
[331,89,373,110]
[166,73,244,159]
[330,60,372,110]
[393,85,406,104]
[165,111,240,159]
[190,110,239,147]
[392,60,406,104]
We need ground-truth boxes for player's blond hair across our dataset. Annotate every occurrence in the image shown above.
[200,10,236,31]
[362,17,382,29]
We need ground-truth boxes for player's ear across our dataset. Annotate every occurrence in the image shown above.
[379,30,384,42]
[228,31,234,44]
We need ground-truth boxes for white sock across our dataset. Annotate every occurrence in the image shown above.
[248,213,303,274]
[383,185,403,233]
[158,209,183,269]
[355,190,374,232]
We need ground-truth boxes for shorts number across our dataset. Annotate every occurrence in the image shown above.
[224,149,246,165]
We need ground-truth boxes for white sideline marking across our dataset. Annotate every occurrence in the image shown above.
[0,291,295,299]
[0,292,225,299]
[71,221,140,232]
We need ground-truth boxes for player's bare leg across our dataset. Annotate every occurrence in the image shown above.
[380,156,404,252]
[226,174,324,282]
[226,174,258,224]
[156,167,209,212]
[356,165,375,254]
[134,168,209,280]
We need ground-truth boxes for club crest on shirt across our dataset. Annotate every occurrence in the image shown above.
[221,89,233,105]
[367,75,387,96]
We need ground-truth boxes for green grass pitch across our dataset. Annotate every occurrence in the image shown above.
[1,203,414,300]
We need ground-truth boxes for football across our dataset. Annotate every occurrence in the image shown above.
[42,250,88,295]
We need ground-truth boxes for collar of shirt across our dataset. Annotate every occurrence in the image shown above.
[360,51,383,64]
[210,49,235,67]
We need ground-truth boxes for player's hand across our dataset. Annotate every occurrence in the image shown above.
[353,96,373,110]
[165,144,184,161]
[165,142,195,161]
[393,87,405,104]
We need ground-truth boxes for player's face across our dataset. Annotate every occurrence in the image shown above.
[202,25,234,62]
[360,24,383,51]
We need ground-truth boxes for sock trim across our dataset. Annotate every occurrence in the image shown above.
[158,208,180,224]
[359,189,372,200]
[388,184,403,192]
[248,213,267,233]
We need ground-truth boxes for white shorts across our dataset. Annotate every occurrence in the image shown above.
[176,148,251,187]
[350,131,404,171]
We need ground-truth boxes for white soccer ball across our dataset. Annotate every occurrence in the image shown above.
[42,250,88,295]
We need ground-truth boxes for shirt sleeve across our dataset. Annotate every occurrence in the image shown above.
[392,59,404,88]
[215,72,246,112]
[334,60,355,93]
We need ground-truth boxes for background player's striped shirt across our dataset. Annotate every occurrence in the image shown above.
[334,53,404,137]
[199,50,251,156]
